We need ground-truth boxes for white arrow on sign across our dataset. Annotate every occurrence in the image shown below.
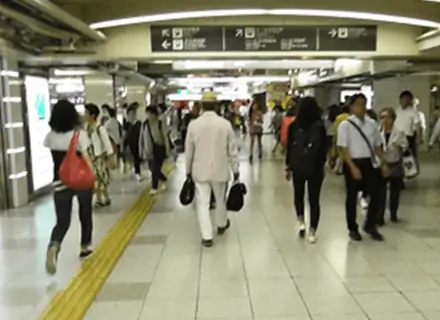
[162,29,170,37]
[235,28,244,37]
[328,28,337,38]
[162,40,171,50]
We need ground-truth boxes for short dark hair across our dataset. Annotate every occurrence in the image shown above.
[348,93,367,106]
[296,96,322,126]
[202,101,217,111]
[127,102,139,114]
[49,99,81,133]
[102,104,111,111]
[145,105,159,115]
[107,107,117,118]
[85,103,100,119]
[399,90,413,100]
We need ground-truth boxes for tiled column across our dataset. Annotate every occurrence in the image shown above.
[0,58,29,207]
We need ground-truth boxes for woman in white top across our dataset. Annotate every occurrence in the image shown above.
[84,103,115,207]
[44,100,93,275]
[378,107,408,225]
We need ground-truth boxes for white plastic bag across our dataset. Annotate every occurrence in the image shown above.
[403,152,418,179]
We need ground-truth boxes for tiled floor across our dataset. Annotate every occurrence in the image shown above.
[0,170,153,320]
[84,140,440,320]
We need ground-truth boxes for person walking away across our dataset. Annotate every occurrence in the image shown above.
[395,91,422,163]
[185,92,239,248]
[44,100,94,275]
[337,93,388,241]
[139,105,170,195]
[105,107,123,168]
[330,104,349,168]
[248,101,263,162]
[84,103,116,207]
[285,97,327,243]
[378,108,408,225]
[271,104,284,154]
[124,103,143,181]
[182,102,201,146]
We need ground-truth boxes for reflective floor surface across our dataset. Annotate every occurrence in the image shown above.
[0,170,152,320]
[83,141,440,320]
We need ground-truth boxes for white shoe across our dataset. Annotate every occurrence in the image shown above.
[308,229,317,244]
[360,198,369,210]
[298,221,306,238]
[160,183,167,191]
[149,189,158,195]
[135,174,143,182]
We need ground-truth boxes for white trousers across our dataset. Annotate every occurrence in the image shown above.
[195,181,228,240]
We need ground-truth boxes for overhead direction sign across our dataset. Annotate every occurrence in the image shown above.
[150,25,377,52]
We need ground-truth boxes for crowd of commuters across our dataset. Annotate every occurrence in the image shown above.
[43,87,439,270]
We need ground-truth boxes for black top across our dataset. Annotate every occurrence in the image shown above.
[124,121,142,150]
[285,120,328,170]
[385,132,391,145]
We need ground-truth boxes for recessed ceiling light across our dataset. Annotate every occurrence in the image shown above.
[89,9,440,29]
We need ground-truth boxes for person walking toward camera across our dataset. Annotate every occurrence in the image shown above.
[285,97,327,244]
[185,92,239,248]
[337,94,388,242]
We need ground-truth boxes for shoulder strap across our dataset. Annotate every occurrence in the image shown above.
[347,119,375,159]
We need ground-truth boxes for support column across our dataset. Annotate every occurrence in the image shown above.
[0,59,29,207]
[84,74,114,107]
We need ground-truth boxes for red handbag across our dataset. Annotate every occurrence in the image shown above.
[59,131,95,189]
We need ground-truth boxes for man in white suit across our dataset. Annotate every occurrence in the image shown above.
[185,92,240,247]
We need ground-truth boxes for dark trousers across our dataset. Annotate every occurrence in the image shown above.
[50,188,93,247]
[343,159,381,232]
[130,146,142,175]
[407,135,418,160]
[291,170,324,230]
[379,176,403,221]
[148,144,167,190]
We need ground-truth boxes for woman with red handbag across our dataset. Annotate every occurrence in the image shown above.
[44,100,94,275]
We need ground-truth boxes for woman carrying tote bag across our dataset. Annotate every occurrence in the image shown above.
[44,100,94,275]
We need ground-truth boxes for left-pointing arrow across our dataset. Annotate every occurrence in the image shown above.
[162,40,171,49]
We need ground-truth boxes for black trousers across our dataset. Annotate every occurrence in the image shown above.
[343,159,381,232]
[148,144,167,190]
[379,176,403,221]
[50,188,93,247]
[291,169,324,230]
[407,135,417,160]
[130,146,142,175]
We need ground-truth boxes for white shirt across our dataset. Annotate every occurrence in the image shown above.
[337,115,382,159]
[89,125,114,157]
[105,118,122,145]
[185,111,238,182]
[395,106,420,136]
[44,130,90,153]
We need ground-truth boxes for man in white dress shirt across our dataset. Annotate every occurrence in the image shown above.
[395,91,422,160]
[338,93,388,242]
[185,92,240,247]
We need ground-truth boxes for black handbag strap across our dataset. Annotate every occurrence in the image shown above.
[347,119,377,162]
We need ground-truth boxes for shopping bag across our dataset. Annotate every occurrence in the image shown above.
[334,157,344,176]
[402,151,418,179]
[179,176,195,206]
[59,131,95,189]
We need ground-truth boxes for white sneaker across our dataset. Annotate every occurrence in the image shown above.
[308,229,317,244]
[298,221,306,238]
[135,174,143,182]
[160,183,167,191]
[149,189,158,195]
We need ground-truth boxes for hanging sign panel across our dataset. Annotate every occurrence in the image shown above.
[150,25,377,52]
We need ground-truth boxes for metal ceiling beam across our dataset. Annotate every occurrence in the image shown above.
[16,0,106,42]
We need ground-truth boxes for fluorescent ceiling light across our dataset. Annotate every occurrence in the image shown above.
[90,9,440,29]
[53,69,94,76]
[173,59,335,71]
[169,76,290,84]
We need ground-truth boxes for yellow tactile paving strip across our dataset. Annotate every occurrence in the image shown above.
[39,165,174,320]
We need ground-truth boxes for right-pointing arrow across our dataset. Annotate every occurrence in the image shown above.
[235,28,243,37]
[162,40,171,50]
[328,28,337,38]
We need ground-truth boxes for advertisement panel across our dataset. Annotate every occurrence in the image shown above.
[25,76,53,191]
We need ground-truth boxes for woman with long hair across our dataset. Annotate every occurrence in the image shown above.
[44,100,93,274]
[285,97,327,243]
[248,101,263,162]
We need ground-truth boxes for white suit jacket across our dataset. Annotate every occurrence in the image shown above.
[185,111,239,182]
[380,125,408,164]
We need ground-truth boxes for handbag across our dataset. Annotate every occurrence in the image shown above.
[402,150,418,179]
[226,182,247,212]
[347,119,380,168]
[179,176,195,206]
[59,131,95,190]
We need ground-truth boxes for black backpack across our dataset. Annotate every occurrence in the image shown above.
[288,121,322,176]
